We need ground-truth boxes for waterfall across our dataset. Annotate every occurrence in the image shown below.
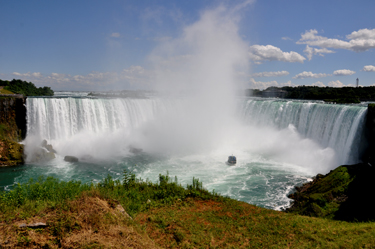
[240,98,367,166]
[18,96,369,208]
[26,97,169,140]
[26,96,367,168]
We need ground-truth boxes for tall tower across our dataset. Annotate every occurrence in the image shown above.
[356,78,359,88]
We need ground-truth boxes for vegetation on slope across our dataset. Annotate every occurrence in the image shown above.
[0,88,15,95]
[286,163,375,222]
[0,79,54,96]
[1,171,375,248]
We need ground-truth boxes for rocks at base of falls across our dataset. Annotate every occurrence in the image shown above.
[129,146,143,154]
[41,139,57,153]
[27,140,56,163]
[30,149,55,162]
[28,140,80,163]
[64,155,79,162]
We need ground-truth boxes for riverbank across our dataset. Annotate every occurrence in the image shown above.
[1,172,374,248]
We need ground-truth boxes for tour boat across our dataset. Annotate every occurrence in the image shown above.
[226,155,236,165]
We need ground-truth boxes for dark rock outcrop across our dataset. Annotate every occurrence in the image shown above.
[29,148,56,162]
[364,103,375,165]
[64,156,79,162]
[129,146,143,154]
[0,96,26,166]
[26,139,56,163]
[0,96,26,140]
[41,139,57,153]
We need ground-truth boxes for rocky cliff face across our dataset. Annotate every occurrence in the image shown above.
[0,96,26,166]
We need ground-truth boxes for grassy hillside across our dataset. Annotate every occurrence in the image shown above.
[0,88,15,95]
[1,172,374,248]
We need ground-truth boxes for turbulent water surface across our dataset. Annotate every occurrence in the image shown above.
[0,92,368,210]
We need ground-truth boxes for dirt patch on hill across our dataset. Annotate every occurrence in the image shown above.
[0,194,158,248]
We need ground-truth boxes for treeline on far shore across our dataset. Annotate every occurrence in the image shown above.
[249,85,375,103]
[0,79,54,96]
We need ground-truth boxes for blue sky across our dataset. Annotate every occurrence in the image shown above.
[1,0,375,91]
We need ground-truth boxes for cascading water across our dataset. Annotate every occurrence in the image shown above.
[0,94,368,210]
[27,97,165,140]
[240,98,367,167]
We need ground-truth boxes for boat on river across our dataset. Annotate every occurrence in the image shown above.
[226,155,237,166]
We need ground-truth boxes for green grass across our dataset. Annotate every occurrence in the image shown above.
[0,171,218,222]
[0,88,15,95]
[1,171,375,248]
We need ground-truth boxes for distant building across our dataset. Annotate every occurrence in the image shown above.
[262,88,287,98]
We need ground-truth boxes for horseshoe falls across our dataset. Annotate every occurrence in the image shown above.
[0,94,368,210]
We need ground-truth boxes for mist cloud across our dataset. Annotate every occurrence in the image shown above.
[137,3,252,154]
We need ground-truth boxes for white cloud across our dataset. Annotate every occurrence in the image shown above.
[248,78,278,89]
[297,29,375,52]
[333,69,355,76]
[362,65,375,72]
[347,29,375,40]
[12,72,43,78]
[304,45,335,60]
[5,66,154,90]
[119,66,154,86]
[328,80,344,87]
[280,80,295,87]
[12,72,22,76]
[252,71,289,78]
[293,71,331,79]
[31,72,42,78]
[110,32,121,38]
[49,73,71,83]
[282,37,292,41]
[248,78,295,89]
[249,45,306,63]
[311,81,325,87]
